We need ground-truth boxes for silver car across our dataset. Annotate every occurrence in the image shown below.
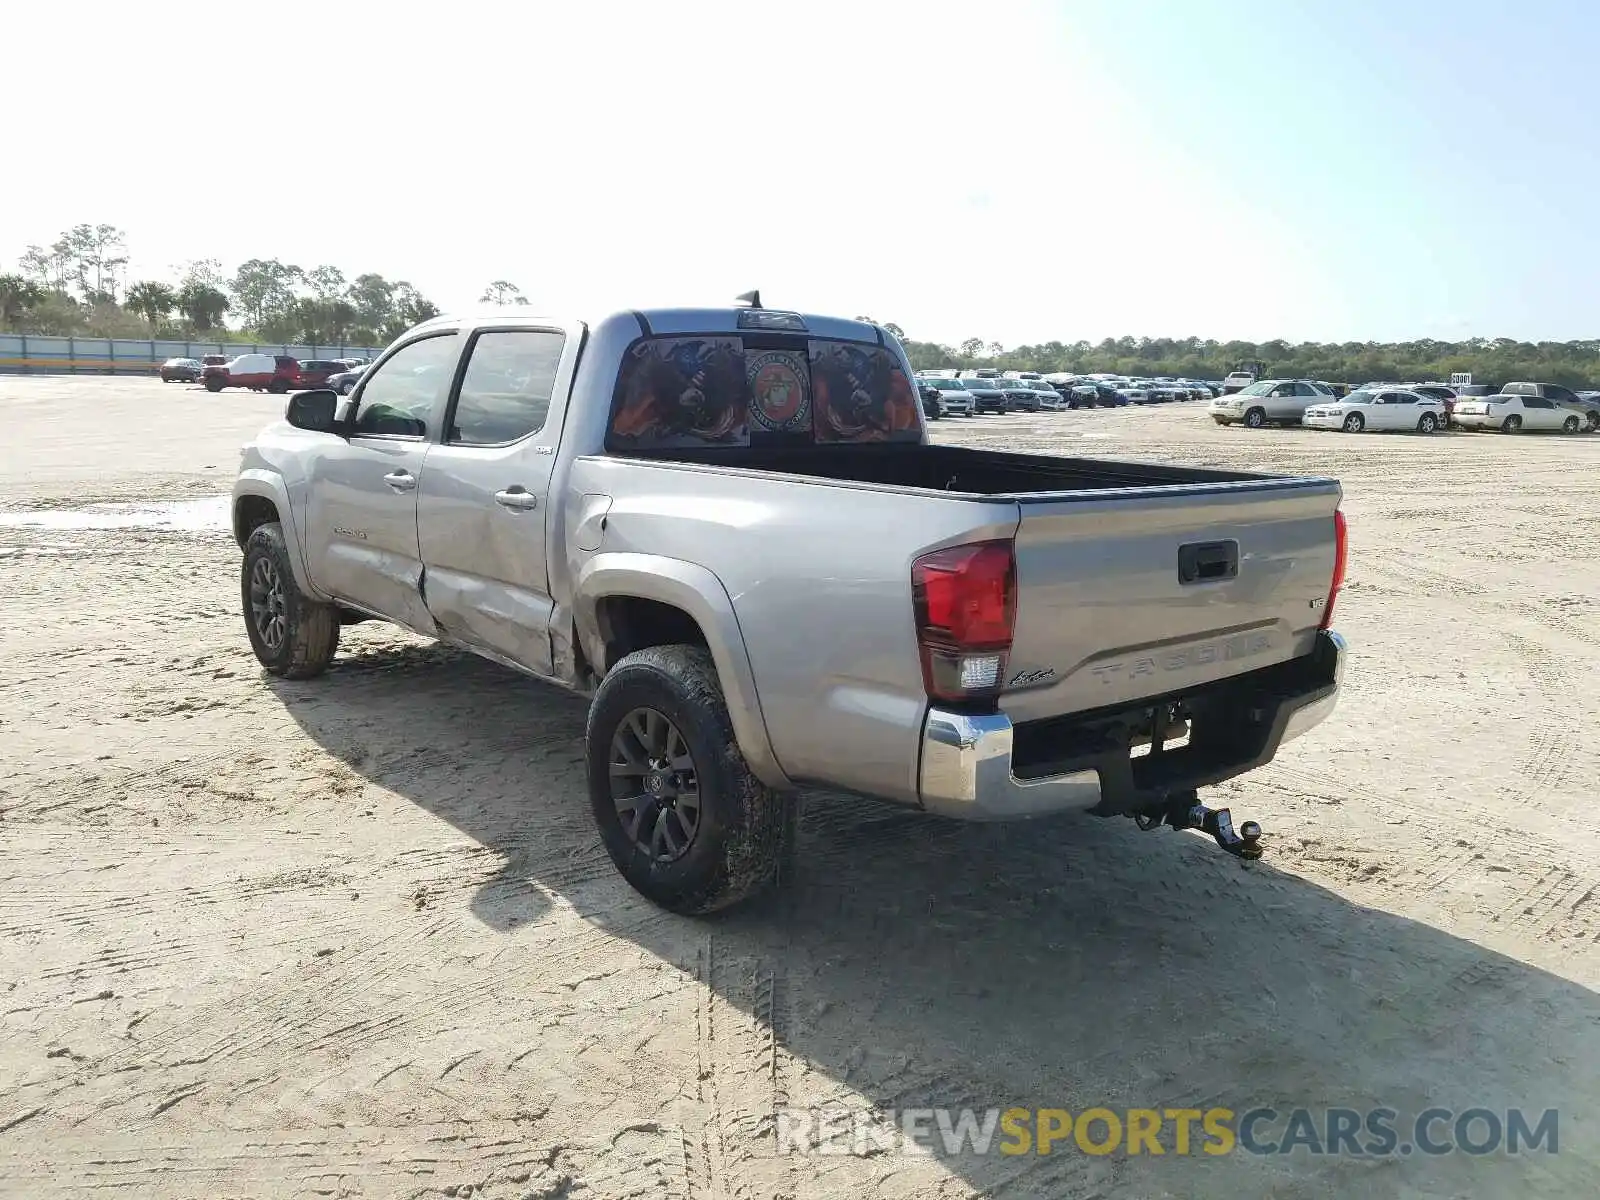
[1211,379,1335,428]
[921,376,976,416]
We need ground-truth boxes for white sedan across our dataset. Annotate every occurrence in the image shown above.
[1303,388,1447,433]
[1452,393,1587,434]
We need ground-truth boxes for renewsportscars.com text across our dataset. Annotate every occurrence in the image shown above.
[777,1106,1560,1158]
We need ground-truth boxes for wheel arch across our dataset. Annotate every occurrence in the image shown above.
[574,553,791,791]
[233,472,324,600]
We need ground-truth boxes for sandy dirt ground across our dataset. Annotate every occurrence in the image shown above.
[2,375,1599,1199]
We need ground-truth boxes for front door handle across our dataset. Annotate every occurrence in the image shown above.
[494,487,539,511]
[384,470,416,492]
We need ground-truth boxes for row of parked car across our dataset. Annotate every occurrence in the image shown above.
[914,371,1221,418]
[159,354,373,395]
[1209,378,1600,435]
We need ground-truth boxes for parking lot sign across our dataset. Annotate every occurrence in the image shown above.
[1450,372,1473,386]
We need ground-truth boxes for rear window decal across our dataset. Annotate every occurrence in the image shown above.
[609,337,750,449]
[809,341,920,443]
[745,349,812,434]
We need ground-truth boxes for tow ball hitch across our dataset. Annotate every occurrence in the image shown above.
[1133,790,1263,860]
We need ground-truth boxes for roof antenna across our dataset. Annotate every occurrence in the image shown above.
[735,289,761,309]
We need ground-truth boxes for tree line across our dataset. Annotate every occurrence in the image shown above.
[0,223,535,347]
[869,326,1600,390]
[4,226,1595,386]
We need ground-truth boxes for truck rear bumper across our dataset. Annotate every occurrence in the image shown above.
[918,630,1347,821]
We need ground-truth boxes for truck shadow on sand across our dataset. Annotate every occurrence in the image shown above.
[272,639,1600,1199]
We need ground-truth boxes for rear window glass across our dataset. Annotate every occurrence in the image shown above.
[607,336,920,451]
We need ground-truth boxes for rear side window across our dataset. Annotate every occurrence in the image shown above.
[606,336,919,452]
[447,329,566,445]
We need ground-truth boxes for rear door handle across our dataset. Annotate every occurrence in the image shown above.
[383,470,416,492]
[494,487,539,511]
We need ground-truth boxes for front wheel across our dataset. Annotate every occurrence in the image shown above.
[1563,415,1581,433]
[1243,407,1266,429]
[241,522,341,678]
[339,380,356,395]
[205,376,224,392]
[587,644,795,915]
[1343,412,1365,433]
[1418,413,1438,433]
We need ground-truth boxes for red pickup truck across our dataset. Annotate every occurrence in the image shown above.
[203,354,303,393]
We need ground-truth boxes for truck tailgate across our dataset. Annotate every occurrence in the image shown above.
[1000,479,1342,724]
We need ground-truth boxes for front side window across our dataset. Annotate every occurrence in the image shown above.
[448,329,566,445]
[352,333,461,438]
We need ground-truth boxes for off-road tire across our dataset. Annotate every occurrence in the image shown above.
[241,522,340,679]
[587,644,795,915]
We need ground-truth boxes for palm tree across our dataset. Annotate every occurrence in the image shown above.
[124,281,177,334]
[0,273,46,329]
[175,281,230,333]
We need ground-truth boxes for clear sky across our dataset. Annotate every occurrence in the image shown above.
[5,0,1596,347]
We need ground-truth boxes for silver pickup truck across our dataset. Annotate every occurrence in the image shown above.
[232,300,1349,914]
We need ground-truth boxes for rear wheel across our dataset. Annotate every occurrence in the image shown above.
[267,379,288,394]
[241,522,340,679]
[587,645,795,915]
[205,376,224,392]
[1342,412,1365,433]
[1243,407,1266,429]
[1587,410,1600,432]
[1502,414,1522,433]
[1418,413,1438,433]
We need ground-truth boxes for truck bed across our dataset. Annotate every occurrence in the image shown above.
[579,439,1342,807]
[622,441,1285,498]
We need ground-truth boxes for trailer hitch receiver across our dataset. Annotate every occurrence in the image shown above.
[1133,790,1263,860]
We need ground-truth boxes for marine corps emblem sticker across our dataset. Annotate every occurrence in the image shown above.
[746,350,811,433]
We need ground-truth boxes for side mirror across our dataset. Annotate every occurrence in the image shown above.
[286,389,341,434]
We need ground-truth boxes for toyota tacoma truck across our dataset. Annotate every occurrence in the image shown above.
[232,299,1349,915]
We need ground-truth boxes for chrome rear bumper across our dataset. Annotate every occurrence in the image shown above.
[918,630,1347,821]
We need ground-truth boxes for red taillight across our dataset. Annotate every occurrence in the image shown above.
[1320,509,1347,630]
[911,540,1017,702]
